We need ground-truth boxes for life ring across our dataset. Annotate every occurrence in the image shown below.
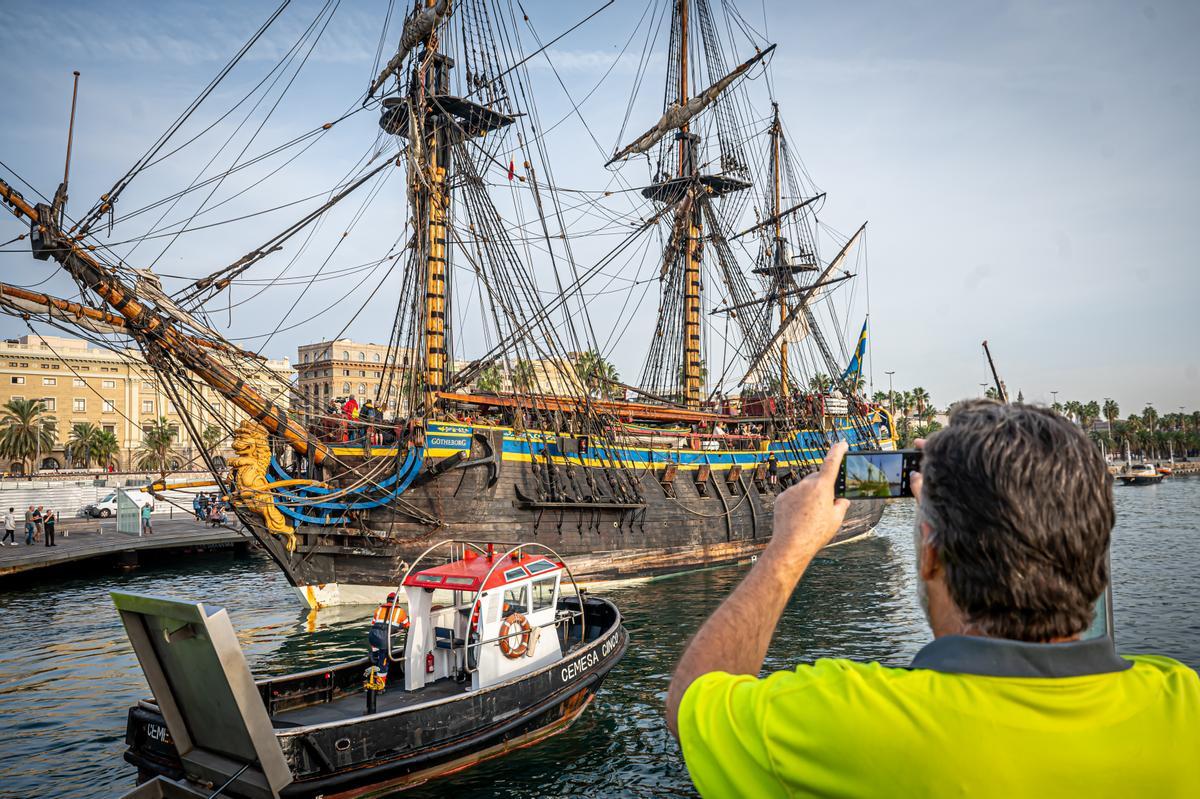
[498,613,531,659]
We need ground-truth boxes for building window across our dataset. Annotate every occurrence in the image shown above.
[357,352,365,362]
[10,395,23,402]
[41,363,53,369]
[102,400,116,413]
[39,398,56,411]
[358,383,366,395]
[343,369,350,376]
[10,376,24,385]
[73,398,86,412]
[374,371,381,378]
[73,378,85,387]
[323,383,330,395]
[102,424,115,434]
[142,400,154,414]
[303,353,310,363]
[341,350,349,360]
[359,370,366,377]
[102,380,116,389]
[342,382,351,394]
[42,377,56,386]
[372,353,381,363]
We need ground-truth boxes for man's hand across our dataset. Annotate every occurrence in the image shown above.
[665,442,852,738]
[765,442,851,568]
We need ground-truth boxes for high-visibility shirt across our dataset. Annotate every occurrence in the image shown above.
[373,603,409,628]
[678,635,1200,798]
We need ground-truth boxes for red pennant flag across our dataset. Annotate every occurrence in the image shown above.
[507,157,515,181]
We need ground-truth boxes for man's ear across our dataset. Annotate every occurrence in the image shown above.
[918,520,940,582]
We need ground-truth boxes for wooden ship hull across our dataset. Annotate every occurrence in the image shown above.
[257,420,889,607]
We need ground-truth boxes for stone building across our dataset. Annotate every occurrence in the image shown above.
[0,335,293,472]
[294,338,587,420]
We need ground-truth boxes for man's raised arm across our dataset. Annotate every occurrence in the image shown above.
[664,442,850,737]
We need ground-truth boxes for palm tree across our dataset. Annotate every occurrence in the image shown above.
[511,359,537,392]
[0,398,57,474]
[911,387,931,421]
[92,430,120,471]
[984,387,1001,401]
[67,422,102,468]
[201,424,225,459]
[1063,400,1082,423]
[1103,399,1120,436]
[1141,405,1158,435]
[137,417,177,472]
[1079,400,1101,432]
[809,373,831,394]
[475,363,504,393]
[871,390,889,406]
[574,349,620,398]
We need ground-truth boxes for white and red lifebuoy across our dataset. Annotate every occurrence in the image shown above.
[498,613,532,659]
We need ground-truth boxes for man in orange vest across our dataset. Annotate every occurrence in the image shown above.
[368,592,409,688]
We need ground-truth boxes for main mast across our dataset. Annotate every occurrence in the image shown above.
[771,102,787,397]
[678,0,703,410]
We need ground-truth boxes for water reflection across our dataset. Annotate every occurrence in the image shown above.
[0,478,1197,797]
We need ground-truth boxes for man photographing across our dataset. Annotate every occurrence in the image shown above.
[666,400,1200,797]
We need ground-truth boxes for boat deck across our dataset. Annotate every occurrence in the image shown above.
[271,677,468,727]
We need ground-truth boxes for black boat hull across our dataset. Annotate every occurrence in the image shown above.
[124,597,627,798]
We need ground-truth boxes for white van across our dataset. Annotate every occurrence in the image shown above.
[85,491,154,518]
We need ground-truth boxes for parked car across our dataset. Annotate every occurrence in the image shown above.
[85,491,154,518]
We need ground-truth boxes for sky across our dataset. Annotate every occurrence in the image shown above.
[0,0,1197,415]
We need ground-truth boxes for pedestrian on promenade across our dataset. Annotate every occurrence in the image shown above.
[24,506,34,545]
[43,510,56,547]
[33,506,44,543]
[667,401,1200,798]
[2,508,15,545]
[140,503,153,536]
[193,494,204,521]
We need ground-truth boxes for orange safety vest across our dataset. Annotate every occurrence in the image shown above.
[373,603,409,628]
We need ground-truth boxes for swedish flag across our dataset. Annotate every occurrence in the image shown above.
[840,318,868,383]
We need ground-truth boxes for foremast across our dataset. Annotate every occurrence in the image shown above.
[677,0,703,410]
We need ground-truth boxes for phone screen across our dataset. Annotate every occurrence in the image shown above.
[836,450,921,499]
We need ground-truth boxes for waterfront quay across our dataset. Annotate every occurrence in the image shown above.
[0,516,249,577]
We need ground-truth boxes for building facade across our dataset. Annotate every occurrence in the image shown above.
[294,338,587,419]
[0,335,293,472]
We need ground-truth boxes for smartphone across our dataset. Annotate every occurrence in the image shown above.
[835,449,922,500]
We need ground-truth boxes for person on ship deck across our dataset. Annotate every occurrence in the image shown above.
[368,592,409,689]
[666,401,1200,798]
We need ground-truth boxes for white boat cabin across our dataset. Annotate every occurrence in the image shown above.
[400,548,567,691]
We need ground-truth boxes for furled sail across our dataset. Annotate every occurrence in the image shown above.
[367,0,452,98]
[606,44,776,166]
[741,222,866,385]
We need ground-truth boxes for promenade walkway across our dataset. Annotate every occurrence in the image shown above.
[0,517,250,578]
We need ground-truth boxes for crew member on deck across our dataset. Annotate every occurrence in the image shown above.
[369,592,409,688]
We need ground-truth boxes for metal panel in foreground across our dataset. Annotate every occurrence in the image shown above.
[111,592,293,799]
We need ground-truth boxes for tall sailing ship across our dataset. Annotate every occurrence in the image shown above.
[0,0,894,606]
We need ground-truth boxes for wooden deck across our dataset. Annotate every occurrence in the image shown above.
[0,517,251,578]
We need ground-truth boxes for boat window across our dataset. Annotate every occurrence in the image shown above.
[525,559,557,575]
[503,584,528,616]
[531,577,557,612]
[414,573,443,585]
[503,567,527,582]
[444,576,474,588]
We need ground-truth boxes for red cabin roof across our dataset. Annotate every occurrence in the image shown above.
[403,550,564,592]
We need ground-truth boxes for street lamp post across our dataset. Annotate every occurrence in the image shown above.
[885,371,895,417]
[1051,390,1059,407]
[980,382,989,398]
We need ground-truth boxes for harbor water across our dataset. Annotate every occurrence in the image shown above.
[1,478,1197,798]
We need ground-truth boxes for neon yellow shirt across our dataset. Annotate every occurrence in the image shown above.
[678,639,1200,798]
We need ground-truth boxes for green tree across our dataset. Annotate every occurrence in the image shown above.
[511,359,537,392]
[808,373,831,394]
[575,349,621,398]
[1141,405,1158,435]
[871,390,889,406]
[66,422,102,468]
[137,417,178,472]
[201,424,225,459]
[1103,399,1120,435]
[1079,400,1101,432]
[911,387,931,421]
[92,430,120,470]
[475,363,504,393]
[0,398,57,474]
[985,387,1001,401]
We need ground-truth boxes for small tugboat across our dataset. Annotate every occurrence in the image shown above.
[116,541,627,798]
[1118,464,1164,486]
